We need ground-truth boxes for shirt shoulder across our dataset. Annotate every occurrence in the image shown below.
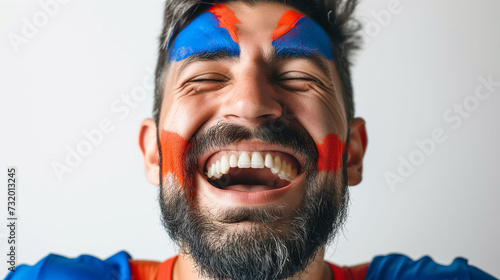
[4,251,132,280]
[129,255,177,280]
[365,254,498,280]
[326,261,370,280]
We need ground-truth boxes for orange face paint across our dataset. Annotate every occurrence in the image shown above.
[207,4,241,43]
[160,130,189,186]
[316,134,345,172]
[272,10,304,41]
[169,3,241,61]
[272,9,334,59]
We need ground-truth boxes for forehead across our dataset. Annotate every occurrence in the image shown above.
[225,2,295,37]
[168,2,334,61]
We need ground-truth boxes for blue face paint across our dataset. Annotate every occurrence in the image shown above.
[272,11,334,60]
[169,6,241,62]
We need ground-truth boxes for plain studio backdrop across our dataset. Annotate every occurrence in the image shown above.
[1,0,499,278]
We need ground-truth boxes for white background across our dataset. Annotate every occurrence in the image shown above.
[1,0,499,278]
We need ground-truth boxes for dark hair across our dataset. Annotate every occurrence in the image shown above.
[153,0,361,125]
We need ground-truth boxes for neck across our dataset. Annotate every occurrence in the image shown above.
[173,247,331,280]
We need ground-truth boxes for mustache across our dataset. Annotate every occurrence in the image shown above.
[185,118,319,171]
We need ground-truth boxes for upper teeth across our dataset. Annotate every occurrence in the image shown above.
[206,151,298,182]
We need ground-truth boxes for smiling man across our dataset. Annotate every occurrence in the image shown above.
[138,1,362,279]
[135,1,496,279]
[6,0,497,280]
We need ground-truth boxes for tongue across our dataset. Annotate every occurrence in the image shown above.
[209,168,291,191]
[226,168,279,186]
[224,185,277,192]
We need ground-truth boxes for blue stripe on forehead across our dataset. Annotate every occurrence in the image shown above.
[272,17,334,60]
[168,11,241,62]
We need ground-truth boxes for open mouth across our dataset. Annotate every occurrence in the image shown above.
[202,151,302,192]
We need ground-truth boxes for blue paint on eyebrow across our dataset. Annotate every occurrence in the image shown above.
[169,12,240,61]
[272,17,334,60]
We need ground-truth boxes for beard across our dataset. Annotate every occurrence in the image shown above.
[158,119,350,280]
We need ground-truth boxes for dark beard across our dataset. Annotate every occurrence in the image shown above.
[158,119,350,280]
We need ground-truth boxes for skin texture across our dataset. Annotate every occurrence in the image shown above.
[139,2,367,279]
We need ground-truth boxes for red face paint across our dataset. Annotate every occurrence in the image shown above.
[160,130,189,186]
[272,9,334,59]
[272,10,304,41]
[316,134,345,172]
[169,4,241,61]
[207,4,241,43]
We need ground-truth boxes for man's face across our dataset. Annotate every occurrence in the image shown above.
[146,2,361,279]
[160,1,348,203]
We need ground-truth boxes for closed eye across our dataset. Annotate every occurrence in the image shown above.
[184,73,229,94]
[276,72,323,91]
[280,77,318,82]
[189,73,228,83]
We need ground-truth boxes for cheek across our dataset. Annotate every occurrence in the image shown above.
[160,130,189,186]
[162,94,219,137]
[288,94,347,138]
[159,96,220,189]
[282,95,347,172]
[316,134,345,172]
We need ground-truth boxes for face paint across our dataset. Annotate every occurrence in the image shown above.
[316,134,345,172]
[160,130,189,186]
[169,4,241,61]
[272,10,334,60]
[207,4,240,43]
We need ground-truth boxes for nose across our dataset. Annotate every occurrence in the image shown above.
[220,69,282,126]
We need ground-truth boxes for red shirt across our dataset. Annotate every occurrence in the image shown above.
[129,256,369,280]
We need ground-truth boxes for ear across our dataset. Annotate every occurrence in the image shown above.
[138,118,160,186]
[346,118,367,186]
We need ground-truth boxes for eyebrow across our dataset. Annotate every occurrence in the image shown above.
[269,51,333,79]
[174,49,334,81]
[176,50,239,77]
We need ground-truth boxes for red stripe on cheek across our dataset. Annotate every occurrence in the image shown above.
[208,4,241,43]
[272,10,304,41]
[160,131,189,186]
[316,134,345,172]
